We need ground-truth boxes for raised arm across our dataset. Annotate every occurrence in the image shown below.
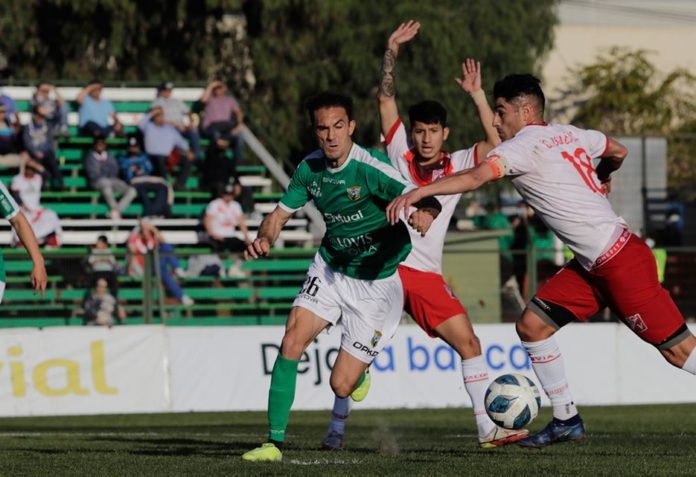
[200,80,221,104]
[76,84,94,105]
[244,206,293,259]
[378,20,420,137]
[455,58,500,156]
[9,212,47,295]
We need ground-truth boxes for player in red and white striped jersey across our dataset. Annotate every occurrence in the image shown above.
[388,73,696,448]
[322,20,527,451]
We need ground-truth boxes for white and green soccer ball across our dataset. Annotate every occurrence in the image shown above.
[485,373,541,430]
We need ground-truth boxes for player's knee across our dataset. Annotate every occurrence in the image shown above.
[280,332,305,360]
[329,376,353,399]
[452,334,482,360]
[516,312,555,342]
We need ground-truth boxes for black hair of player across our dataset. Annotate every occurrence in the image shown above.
[305,92,353,126]
[493,74,545,112]
[408,100,447,127]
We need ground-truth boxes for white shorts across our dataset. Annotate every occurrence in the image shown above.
[293,253,403,364]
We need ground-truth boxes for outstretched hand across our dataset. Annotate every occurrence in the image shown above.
[455,58,482,94]
[386,188,423,225]
[31,263,47,297]
[388,20,421,53]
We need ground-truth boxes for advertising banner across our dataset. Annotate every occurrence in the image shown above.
[169,323,696,411]
[0,326,168,416]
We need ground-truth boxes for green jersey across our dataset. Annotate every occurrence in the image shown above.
[280,143,412,280]
[0,181,20,282]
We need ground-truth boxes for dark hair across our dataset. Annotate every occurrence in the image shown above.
[97,235,109,244]
[31,105,44,116]
[36,81,50,89]
[304,92,353,126]
[408,100,448,127]
[493,74,545,112]
[88,79,103,87]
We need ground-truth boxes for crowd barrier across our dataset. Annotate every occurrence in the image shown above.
[0,323,694,417]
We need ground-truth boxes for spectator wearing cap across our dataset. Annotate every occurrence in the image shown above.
[31,82,69,135]
[76,80,123,137]
[139,106,194,190]
[0,102,36,172]
[22,106,63,189]
[150,81,202,160]
[84,135,137,219]
[9,164,63,247]
[118,136,172,217]
[199,80,245,163]
[203,181,250,277]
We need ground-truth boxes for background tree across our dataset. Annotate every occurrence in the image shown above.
[245,0,558,163]
[0,0,559,170]
[556,47,696,191]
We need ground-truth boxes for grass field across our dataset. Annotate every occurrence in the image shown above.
[0,405,695,476]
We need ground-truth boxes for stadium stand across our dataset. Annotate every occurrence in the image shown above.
[0,86,318,327]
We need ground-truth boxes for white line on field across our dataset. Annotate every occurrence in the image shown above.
[0,432,258,438]
[288,458,363,465]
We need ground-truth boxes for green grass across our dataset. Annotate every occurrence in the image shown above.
[0,405,694,476]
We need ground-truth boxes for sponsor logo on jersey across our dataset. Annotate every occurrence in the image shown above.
[352,341,378,357]
[371,330,383,348]
[308,180,322,198]
[324,209,364,224]
[625,313,648,333]
[346,185,362,201]
[330,233,377,255]
[322,176,346,185]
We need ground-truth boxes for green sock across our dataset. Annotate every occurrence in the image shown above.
[267,354,299,443]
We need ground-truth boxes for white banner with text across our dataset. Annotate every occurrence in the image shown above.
[0,323,694,416]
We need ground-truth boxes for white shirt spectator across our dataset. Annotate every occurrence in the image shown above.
[205,198,244,238]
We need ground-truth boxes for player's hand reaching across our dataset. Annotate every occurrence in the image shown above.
[31,263,47,297]
[455,58,482,94]
[387,20,421,54]
[601,176,612,194]
[408,210,434,237]
[245,237,271,260]
[386,188,423,225]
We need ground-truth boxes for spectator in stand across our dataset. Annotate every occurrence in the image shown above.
[87,235,120,298]
[199,137,239,192]
[10,164,63,247]
[150,81,203,160]
[199,138,255,213]
[0,83,20,127]
[84,135,137,219]
[139,106,194,190]
[118,135,172,217]
[76,80,123,137]
[127,219,194,306]
[83,277,125,326]
[203,181,250,278]
[199,80,245,163]
[22,107,63,189]
[31,82,69,135]
[0,103,37,173]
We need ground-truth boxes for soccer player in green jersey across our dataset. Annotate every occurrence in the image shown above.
[0,181,47,303]
[242,92,441,462]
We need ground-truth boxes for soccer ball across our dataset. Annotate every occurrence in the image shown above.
[485,373,541,430]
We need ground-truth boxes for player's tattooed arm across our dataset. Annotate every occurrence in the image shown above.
[379,48,396,99]
[379,20,420,138]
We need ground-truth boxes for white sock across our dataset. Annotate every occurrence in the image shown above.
[522,336,578,421]
[461,355,496,436]
[682,347,696,374]
[328,396,351,435]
